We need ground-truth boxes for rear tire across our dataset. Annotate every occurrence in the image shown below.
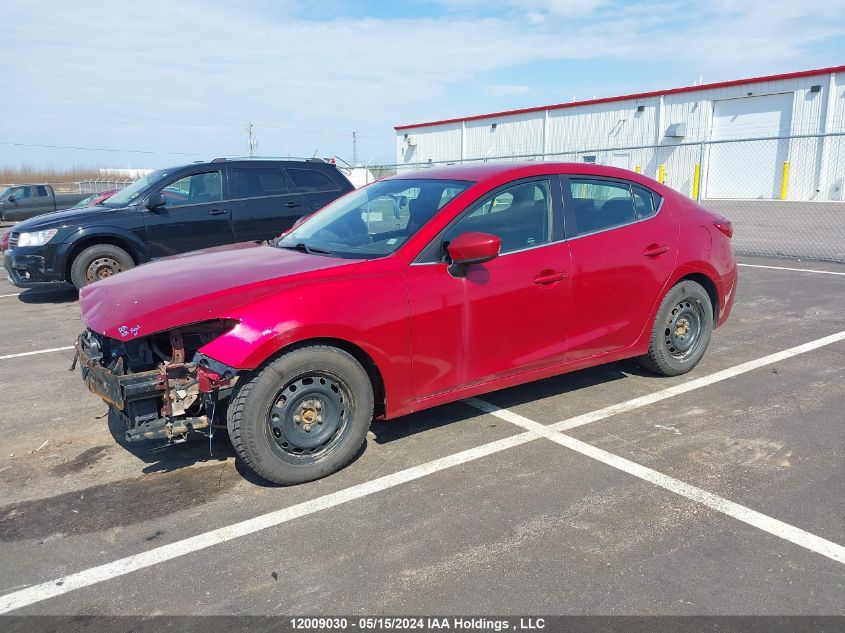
[70,244,134,289]
[638,280,713,376]
[227,345,374,485]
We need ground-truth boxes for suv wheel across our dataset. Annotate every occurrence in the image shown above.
[227,345,374,485]
[70,244,135,289]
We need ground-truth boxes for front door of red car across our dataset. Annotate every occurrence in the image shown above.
[562,176,678,361]
[406,178,571,400]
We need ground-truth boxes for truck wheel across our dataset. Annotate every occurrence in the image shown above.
[227,345,374,485]
[638,280,713,376]
[70,244,135,289]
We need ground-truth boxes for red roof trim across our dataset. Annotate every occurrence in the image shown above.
[394,65,845,131]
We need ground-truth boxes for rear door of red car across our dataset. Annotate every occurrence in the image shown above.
[561,175,678,361]
[406,177,572,400]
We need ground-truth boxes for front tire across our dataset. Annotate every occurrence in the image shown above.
[70,243,135,289]
[638,280,713,376]
[227,345,374,485]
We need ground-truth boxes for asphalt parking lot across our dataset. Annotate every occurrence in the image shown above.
[0,256,843,616]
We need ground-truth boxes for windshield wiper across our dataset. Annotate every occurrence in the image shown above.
[278,242,333,256]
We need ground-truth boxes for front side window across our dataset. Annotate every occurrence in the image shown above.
[278,178,473,258]
[161,171,222,207]
[286,168,340,193]
[441,179,552,256]
[230,167,289,199]
[14,186,33,200]
[569,179,636,236]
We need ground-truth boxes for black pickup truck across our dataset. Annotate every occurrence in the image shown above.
[0,184,89,222]
[2,158,354,289]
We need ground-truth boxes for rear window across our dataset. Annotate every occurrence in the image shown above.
[286,168,340,193]
[230,167,290,199]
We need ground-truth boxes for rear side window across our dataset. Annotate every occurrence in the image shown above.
[632,184,660,220]
[569,179,635,236]
[36,186,49,197]
[286,168,340,193]
[230,167,289,199]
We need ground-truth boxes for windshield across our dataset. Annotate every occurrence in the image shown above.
[103,170,171,207]
[71,194,98,209]
[277,178,473,258]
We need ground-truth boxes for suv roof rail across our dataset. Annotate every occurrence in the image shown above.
[210,155,330,163]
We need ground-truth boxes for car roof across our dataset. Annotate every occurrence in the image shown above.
[390,161,665,188]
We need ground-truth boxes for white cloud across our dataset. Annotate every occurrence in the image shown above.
[0,0,843,166]
[485,84,532,96]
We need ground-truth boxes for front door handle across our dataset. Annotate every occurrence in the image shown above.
[643,244,669,257]
[208,209,227,216]
[534,270,568,285]
[285,202,302,209]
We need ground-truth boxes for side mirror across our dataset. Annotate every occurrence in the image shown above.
[146,192,166,210]
[446,231,501,277]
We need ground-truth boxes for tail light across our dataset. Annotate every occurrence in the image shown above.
[713,218,733,239]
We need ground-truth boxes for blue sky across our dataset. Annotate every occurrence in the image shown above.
[1,0,844,169]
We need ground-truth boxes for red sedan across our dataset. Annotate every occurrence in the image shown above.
[75,162,736,484]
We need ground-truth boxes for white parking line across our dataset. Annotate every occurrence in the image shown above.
[467,399,845,565]
[0,346,75,361]
[0,293,21,298]
[0,330,843,613]
[738,263,845,276]
[549,329,845,432]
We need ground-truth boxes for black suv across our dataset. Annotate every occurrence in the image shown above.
[2,158,354,288]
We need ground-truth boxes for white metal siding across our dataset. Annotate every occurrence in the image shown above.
[395,70,844,200]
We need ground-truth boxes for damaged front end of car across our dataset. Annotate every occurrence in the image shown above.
[74,320,239,444]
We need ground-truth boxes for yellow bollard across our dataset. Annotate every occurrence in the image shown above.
[692,163,701,200]
[635,165,641,174]
[658,164,665,184]
[780,161,790,200]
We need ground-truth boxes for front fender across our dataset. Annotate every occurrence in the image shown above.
[61,224,150,262]
[199,271,413,417]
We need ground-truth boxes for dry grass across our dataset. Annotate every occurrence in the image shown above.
[0,166,104,191]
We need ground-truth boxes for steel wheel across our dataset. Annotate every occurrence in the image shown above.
[85,256,126,283]
[663,298,705,360]
[266,372,351,459]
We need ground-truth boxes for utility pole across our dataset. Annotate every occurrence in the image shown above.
[352,131,358,165]
[246,121,258,157]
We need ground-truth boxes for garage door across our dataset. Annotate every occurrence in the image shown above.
[706,92,793,199]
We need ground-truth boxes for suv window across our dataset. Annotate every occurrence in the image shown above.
[569,179,635,236]
[230,167,289,199]
[442,179,551,256]
[162,171,222,207]
[286,168,339,193]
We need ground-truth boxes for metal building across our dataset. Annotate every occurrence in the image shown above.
[393,66,845,202]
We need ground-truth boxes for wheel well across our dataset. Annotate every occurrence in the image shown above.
[273,337,388,419]
[679,273,718,322]
[65,236,140,279]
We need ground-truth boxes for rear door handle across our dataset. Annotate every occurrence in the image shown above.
[534,270,568,285]
[208,209,227,216]
[643,244,669,257]
[284,202,302,209]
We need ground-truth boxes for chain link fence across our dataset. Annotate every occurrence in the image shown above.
[371,132,845,263]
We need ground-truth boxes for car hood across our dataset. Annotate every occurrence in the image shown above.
[80,242,362,339]
[13,205,120,231]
